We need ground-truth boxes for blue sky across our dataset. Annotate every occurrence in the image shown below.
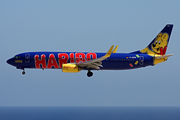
[0,0,180,106]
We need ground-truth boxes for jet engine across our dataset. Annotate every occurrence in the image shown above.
[62,64,80,73]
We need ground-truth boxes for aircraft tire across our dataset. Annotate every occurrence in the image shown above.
[22,71,25,75]
[87,71,93,77]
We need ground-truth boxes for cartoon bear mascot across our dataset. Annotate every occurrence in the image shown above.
[140,33,169,56]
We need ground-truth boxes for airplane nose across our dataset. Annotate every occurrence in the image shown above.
[6,58,13,65]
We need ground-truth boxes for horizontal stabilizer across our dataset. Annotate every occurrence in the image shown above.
[154,54,173,59]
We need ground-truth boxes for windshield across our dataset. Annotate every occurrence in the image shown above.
[13,56,20,59]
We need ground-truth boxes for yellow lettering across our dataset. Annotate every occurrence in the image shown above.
[15,60,22,63]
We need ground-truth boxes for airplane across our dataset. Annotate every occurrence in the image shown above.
[7,24,173,77]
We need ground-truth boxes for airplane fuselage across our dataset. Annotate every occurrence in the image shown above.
[7,52,154,70]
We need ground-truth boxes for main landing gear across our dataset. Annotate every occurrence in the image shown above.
[87,70,93,77]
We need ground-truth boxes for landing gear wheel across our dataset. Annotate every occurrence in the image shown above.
[87,71,93,77]
[22,71,25,75]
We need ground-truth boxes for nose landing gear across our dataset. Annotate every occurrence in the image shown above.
[22,69,25,75]
[87,70,93,77]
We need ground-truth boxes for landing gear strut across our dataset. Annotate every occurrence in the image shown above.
[87,70,93,77]
[22,69,25,75]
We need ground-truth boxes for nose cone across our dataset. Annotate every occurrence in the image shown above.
[6,58,13,65]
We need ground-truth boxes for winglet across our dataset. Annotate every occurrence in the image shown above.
[104,45,114,58]
[112,45,118,53]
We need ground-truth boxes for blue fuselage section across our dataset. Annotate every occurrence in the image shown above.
[7,52,154,70]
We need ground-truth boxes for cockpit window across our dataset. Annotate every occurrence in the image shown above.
[14,56,20,59]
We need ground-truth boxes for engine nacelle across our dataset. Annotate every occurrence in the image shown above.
[62,64,80,73]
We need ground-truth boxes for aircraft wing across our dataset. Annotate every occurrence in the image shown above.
[78,45,114,70]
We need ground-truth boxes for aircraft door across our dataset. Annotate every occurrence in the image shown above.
[25,54,30,62]
[139,56,144,65]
